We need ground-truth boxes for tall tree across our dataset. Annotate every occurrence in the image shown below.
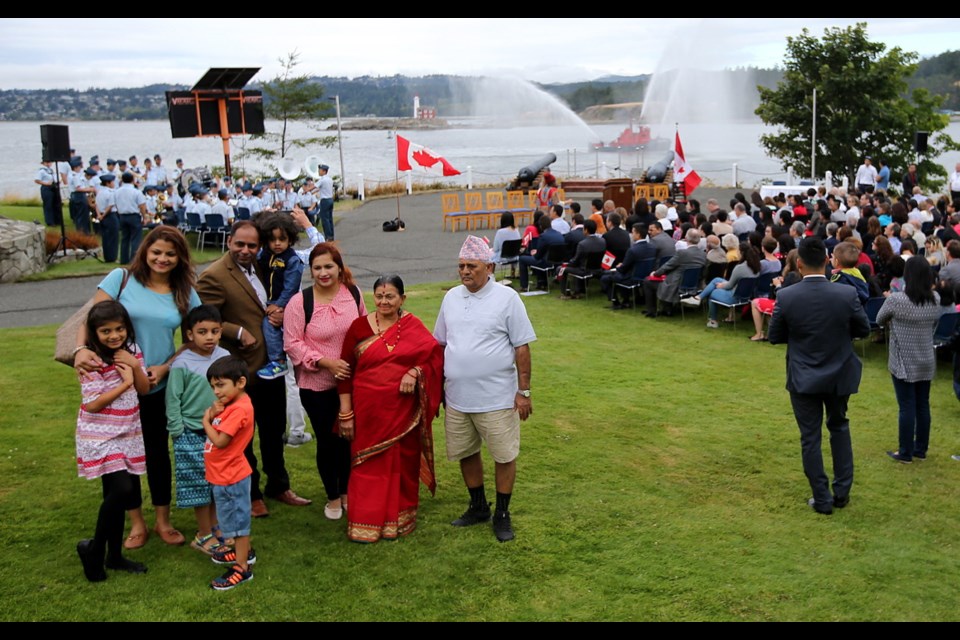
[245,51,335,165]
[756,23,957,192]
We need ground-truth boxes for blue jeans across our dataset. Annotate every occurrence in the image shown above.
[891,377,931,460]
[701,277,736,321]
[262,315,285,364]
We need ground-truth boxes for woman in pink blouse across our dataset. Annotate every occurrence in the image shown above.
[284,243,366,521]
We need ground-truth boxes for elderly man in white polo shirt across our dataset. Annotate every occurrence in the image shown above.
[434,236,537,543]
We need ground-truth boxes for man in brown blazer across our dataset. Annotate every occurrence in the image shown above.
[197,216,314,516]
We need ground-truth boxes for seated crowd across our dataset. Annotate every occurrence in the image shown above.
[500,189,960,331]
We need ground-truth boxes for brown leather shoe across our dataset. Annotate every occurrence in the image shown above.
[273,490,312,507]
[250,499,270,518]
[153,524,186,546]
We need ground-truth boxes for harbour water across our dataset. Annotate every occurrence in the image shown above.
[3,119,959,198]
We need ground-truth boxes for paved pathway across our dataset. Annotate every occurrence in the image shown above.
[0,188,741,328]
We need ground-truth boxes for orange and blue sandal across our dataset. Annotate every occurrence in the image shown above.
[211,547,257,566]
[210,566,253,591]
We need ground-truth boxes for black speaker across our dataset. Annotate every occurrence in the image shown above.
[40,124,70,162]
[915,131,929,154]
[166,91,265,139]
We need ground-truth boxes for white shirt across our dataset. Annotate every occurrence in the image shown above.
[434,277,537,414]
[855,164,878,186]
[317,174,334,200]
[551,218,571,234]
[950,171,960,193]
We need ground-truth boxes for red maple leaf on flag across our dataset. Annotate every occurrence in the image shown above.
[413,149,440,168]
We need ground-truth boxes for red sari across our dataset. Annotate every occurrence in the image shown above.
[338,313,444,543]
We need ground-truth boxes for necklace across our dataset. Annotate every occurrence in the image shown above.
[375,311,401,353]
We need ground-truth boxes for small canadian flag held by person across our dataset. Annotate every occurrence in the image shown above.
[673,131,702,194]
[601,252,617,271]
[397,135,461,177]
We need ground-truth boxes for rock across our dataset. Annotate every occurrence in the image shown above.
[0,217,47,283]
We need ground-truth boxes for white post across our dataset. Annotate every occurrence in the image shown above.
[405,172,413,195]
[825,171,833,188]
[600,162,609,180]
[358,174,365,201]
[841,175,850,192]
[811,88,817,183]
[787,166,795,185]
[467,166,473,190]
[573,148,578,176]
[732,163,739,188]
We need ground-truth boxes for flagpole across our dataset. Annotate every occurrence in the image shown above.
[395,129,403,223]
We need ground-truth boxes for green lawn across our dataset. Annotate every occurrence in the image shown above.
[1,284,958,621]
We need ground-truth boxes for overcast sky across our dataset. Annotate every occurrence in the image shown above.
[1,18,957,89]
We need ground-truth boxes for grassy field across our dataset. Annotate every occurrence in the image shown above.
[1,283,959,621]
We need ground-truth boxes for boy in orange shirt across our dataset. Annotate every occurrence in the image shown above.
[202,356,256,590]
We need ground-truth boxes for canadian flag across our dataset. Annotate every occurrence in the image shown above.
[397,135,461,177]
[673,132,702,194]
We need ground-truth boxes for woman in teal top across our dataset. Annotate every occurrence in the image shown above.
[75,226,200,550]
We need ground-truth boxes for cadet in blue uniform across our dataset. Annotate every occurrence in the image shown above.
[115,172,148,263]
[316,164,335,240]
[35,160,61,226]
[68,162,95,234]
[96,174,119,263]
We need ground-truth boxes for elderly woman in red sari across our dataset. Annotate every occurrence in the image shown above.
[337,275,444,543]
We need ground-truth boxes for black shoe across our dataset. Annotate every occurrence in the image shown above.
[77,539,107,583]
[610,301,622,310]
[833,495,850,509]
[643,311,657,318]
[451,503,492,527]
[493,511,515,542]
[105,556,148,574]
[808,498,833,515]
[913,452,926,460]
[887,451,912,464]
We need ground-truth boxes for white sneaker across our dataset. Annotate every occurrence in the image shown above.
[286,433,314,448]
[706,319,719,329]
[681,296,701,308]
[324,502,344,521]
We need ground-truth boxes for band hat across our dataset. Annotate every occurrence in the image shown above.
[459,236,493,263]
[83,168,98,176]
[99,174,116,185]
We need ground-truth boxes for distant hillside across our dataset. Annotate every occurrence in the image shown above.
[910,50,960,111]
[1,55,954,122]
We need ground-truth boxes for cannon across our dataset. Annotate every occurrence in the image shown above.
[507,153,557,191]
[643,152,676,184]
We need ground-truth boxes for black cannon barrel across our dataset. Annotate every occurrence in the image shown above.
[644,152,676,183]
[517,153,558,183]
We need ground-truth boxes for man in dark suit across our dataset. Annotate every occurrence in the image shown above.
[560,219,606,298]
[519,215,565,290]
[602,212,631,264]
[602,223,657,307]
[197,218,314,517]
[768,237,871,515]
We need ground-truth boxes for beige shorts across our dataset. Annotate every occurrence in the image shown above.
[444,407,520,464]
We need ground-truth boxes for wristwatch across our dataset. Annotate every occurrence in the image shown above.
[517,390,531,398]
